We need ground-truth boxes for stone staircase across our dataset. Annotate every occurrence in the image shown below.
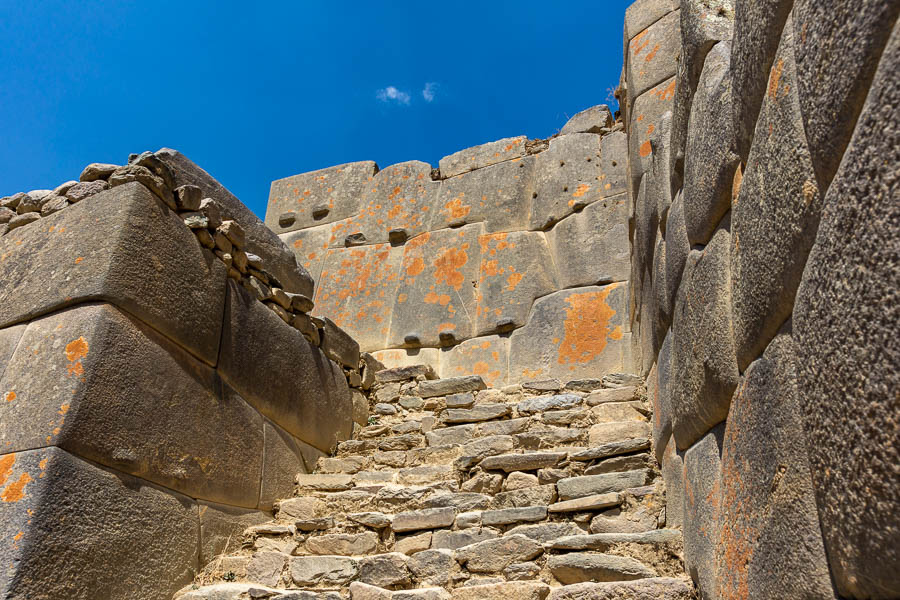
[175,366,695,600]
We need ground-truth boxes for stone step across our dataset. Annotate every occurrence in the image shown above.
[547,577,694,599]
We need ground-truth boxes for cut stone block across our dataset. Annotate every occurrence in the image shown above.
[388,225,483,348]
[372,348,442,373]
[529,134,603,230]
[454,534,543,573]
[546,193,629,288]
[547,578,694,599]
[451,581,550,600]
[560,105,613,135]
[731,17,823,371]
[474,231,558,335]
[682,424,724,598]
[793,24,900,597]
[314,244,403,352]
[0,446,198,600]
[418,375,487,398]
[716,331,835,598]
[0,182,226,365]
[508,285,629,385]
[440,335,509,388]
[628,76,676,195]
[267,161,376,233]
[433,157,534,233]
[557,470,649,500]
[624,0,680,41]
[260,422,314,510]
[218,281,353,452]
[671,225,739,450]
[548,552,656,584]
[0,303,263,507]
[198,501,269,566]
[439,136,527,179]
[626,10,681,103]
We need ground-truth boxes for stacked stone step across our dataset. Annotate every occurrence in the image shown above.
[177,367,694,600]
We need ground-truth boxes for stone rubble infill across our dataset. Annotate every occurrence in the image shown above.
[0,151,376,395]
[176,368,694,599]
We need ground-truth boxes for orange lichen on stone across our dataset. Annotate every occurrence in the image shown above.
[507,272,523,291]
[768,59,784,100]
[65,337,89,378]
[4,391,15,403]
[406,257,425,277]
[74,257,84,264]
[639,140,653,158]
[645,43,660,62]
[433,246,468,290]
[444,197,471,220]
[1,471,32,503]
[0,454,14,487]
[424,292,451,306]
[557,288,618,365]
[630,29,650,55]
[437,323,456,332]
[572,183,591,198]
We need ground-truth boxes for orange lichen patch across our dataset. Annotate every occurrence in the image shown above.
[507,272,523,291]
[639,140,653,158]
[649,79,676,102]
[521,367,544,379]
[768,59,784,100]
[557,288,618,365]
[406,232,431,249]
[630,29,650,55]
[406,256,425,277]
[646,124,656,136]
[609,326,623,340]
[572,183,591,198]
[65,337,88,362]
[433,246,468,290]
[443,197,471,220]
[646,43,661,61]
[424,292,451,306]
[1,471,32,503]
[58,403,70,415]
[397,293,408,304]
[13,531,23,541]
[482,259,500,277]
[0,454,14,487]
[437,323,457,332]
[74,257,84,264]
[4,391,15,403]
[481,341,491,349]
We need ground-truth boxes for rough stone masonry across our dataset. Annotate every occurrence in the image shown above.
[0,0,897,598]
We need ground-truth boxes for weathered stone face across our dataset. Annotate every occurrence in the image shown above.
[546,194,629,289]
[267,160,376,234]
[388,225,482,349]
[628,76,676,197]
[716,331,835,599]
[0,182,227,365]
[439,136,527,178]
[682,424,723,599]
[0,446,198,600]
[474,231,558,335]
[0,303,265,508]
[626,10,682,103]
[530,134,604,231]
[792,22,900,598]
[730,15,822,372]
[218,281,353,452]
[440,335,509,388]
[508,285,630,385]
[434,157,534,233]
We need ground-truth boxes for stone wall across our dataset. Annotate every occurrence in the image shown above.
[623,0,899,598]
[0,152,374,600]
[267,108,634,387]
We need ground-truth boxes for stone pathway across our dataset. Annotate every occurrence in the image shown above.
[175,366,694,600]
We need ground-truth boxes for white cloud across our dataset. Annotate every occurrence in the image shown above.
[376,86,411,105]
[422,82,438,102]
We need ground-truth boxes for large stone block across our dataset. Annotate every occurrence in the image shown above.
[731,17,822,371]
[266,160,376,233]
[660,437,684,529]
[199,501,269,566]
[260,421,312,511]
[632,177,657,282]
[628,76,676,194]
[439,136,527,179]
[716,331,835,599]
[0,446,198,600]
[671,224,739,450]
[598,131,629,199]
[388,225,483,348]
[0,182,226,365]
[156,148,314,298]
[313,244,402,352]
[671,0,735,178]
[626,10,681,103]
[729,0,793,161]
[793,0,900,189]
[663,190,689,317]
[440,335,509,389]
[683,41,740,245]
[560,105,613,135]
[0,323,25,377]
[508,285,629,385]
[647,110,675,227]
[546,193,629,289]
[0,303,263,507]
[653,330,674,462]
[529,134,604,230]
[218,280,353,452]
[348,160,440,245]
[475,231,558,334]
[433,157,534,233]
[793,23,900,598]
[682,424,723,599]
[279,221,337,286]
[624,0,680,42]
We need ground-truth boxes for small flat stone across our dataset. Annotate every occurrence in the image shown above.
[517,394,583,415]
[418,376,487,398]
[522,379,562,392]
[442,404,510,424]
[481,506,548,526]
[295,474,353,491]
[548,493,622,513]
[79,162,118,181]
[549,529,682,551]
[547,552,656,584]
[376,364,438,383]
[564,379,605,393]
[480,452,567,472]
[394,531,433,555]
[451,581,551,600]
[393,507,457,533]
[586,387,638,405]
[454,534,544,573]
[7,212,40,231]
[306,531,378,555]
[65,180,109,203]
[445,392,475,408]
[556,471,648,501]
[568,439,651,461]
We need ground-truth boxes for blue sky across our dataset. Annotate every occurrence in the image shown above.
[1,1,630,218]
